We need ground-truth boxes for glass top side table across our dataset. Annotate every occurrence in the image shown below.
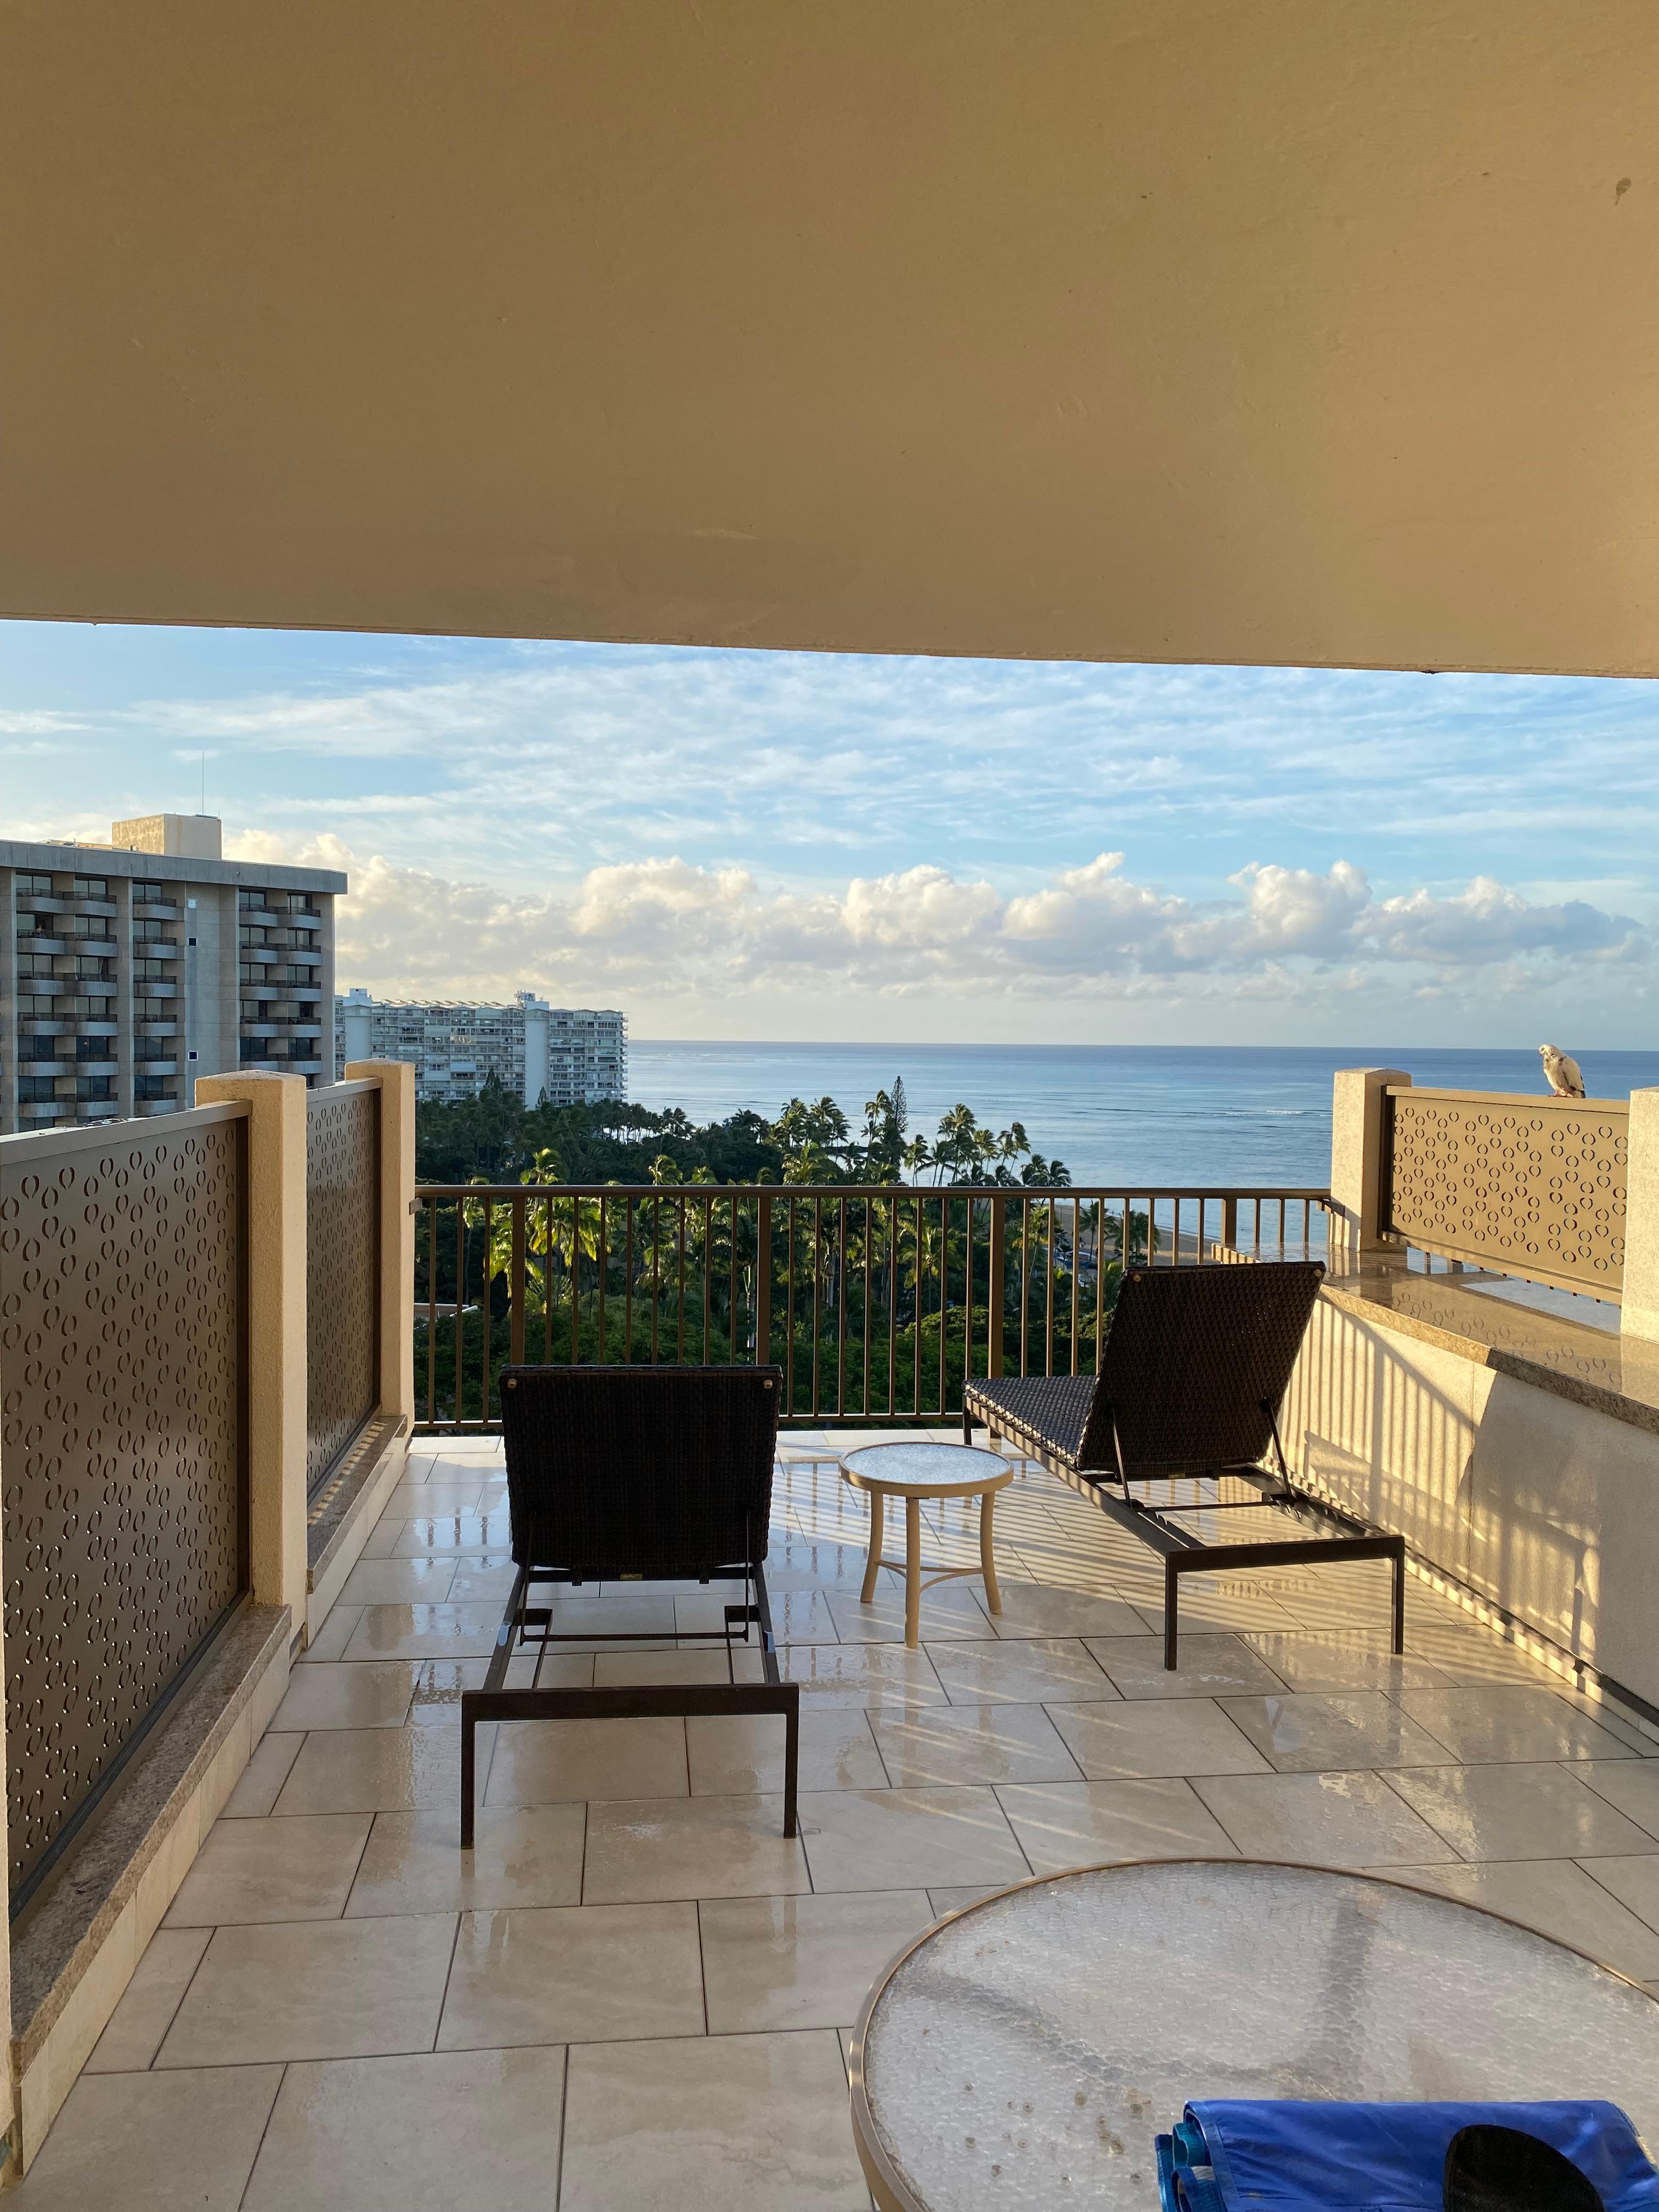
[849,1857,1659,2212]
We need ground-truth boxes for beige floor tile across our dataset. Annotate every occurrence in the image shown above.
[700,1888,935,2032]
[799,1785,1030,1892]
[676,1588,840,1644]
[782,1643,947,1708]
[272,1661,419,1733]
[338,1557,460,1606]
[870,1701,1082,1786]
[484,1716,688,1807]
[13,2065,282,2211]
[346,1804,586,1916]
[592,1645,766,1687]
[997,1776,1240,1874]
[1406,1618,1595,1686]
[1575,1759,1659,1838]
[222,1732,303,1816]
[1083,1632,1290,1700]
[1396,1685,1639,1764]
[826,1585,994,1645]
[1385,1762,1659,1861]
[1580,1854,1659,1933]
[157,1915,459,2067]
[1132,1577,1305,1635]
[1219,1691,1455,1772]
[925,1637,1117,1706]
[583,1792,810,1903]
[437,1901,704,2047]
[301,1605,364,1663]
[394,1508,514,1556]
[1191,1769,1460,1866]
[1045,1696,1271,1780]
[445,1559,524,1601]
[687,1710,888,1795]
[766,1536,888,1592]
[984,1579,1150,1640]
[1242,1633,1450,1694]
[274,1725,463,1815]
[84,1927,212,2073]
[384,1481,485,1515]
[1386,1858,1659,1980]
[560,2029,869,2212]
[241,2046,566,2212]
[927,1883,1012,1917]
[165,1812,371,1925]
[341,1604,504,1661]
[359,1516,404,1560]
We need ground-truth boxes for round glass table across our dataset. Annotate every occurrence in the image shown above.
[840,1441,1013,1647]
[848,1858,1659,2212]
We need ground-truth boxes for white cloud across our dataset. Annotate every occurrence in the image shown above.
[225,832,1651,1018]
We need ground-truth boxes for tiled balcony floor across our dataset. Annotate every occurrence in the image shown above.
[21,1434,1659,2208]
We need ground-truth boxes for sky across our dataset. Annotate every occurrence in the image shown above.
[1,620,1655,1046]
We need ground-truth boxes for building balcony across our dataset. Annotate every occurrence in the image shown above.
[135,1020,178,1038]
[131,1097,180,1115]
[16,1100,67,1120]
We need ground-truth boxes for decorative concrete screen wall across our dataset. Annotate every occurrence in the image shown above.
[1382,1086,1627,1301]
[304,1079,381,1495]
[0,1106,249,1905]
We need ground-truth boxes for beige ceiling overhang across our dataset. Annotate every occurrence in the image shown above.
[4,0,1656,673]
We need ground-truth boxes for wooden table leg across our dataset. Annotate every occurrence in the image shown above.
[905,1495,922,1647]
[980,1486,1002,1615]
[860,1488,885,1604]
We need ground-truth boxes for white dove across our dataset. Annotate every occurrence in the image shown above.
[1539,1044,1586,1098]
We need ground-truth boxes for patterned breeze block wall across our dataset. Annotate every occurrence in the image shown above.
[1384,1090,1627,1300]
[304,1084,381,1494]
[0,1113,247,1899]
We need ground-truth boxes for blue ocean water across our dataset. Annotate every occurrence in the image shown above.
[626,1042,1659,1189]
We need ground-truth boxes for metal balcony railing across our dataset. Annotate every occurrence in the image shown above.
[414,1182,1332,1431]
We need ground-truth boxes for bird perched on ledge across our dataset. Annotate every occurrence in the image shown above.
[1539,1043,1586,1098]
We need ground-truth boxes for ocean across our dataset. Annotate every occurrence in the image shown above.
[625,1042,1659,1189]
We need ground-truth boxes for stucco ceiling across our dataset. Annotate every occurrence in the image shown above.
[4,0,1656,672]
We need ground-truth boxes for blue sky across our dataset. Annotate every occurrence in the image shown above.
[2,620,1655,1045]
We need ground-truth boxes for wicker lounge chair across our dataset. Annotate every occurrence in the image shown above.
[459,1363,798,1844]
[963,1261,1404,1668]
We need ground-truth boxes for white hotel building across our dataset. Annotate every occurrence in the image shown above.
[334,990,627,1107]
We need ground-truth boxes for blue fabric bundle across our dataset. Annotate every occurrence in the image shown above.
[1155,2102,1659,2212]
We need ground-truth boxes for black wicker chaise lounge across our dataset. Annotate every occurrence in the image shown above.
[962,1261,1405,1669]
[460,1363,798,1844]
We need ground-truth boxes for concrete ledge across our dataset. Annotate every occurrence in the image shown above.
[1318,1257,1659,1438]
[305,1410,410,1645]
[7,1602,289,2176]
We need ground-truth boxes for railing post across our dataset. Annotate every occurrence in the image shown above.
[755,1193,772,1365]
[195,1069,310,1630]
[1622,1086,1659,1343]
[1329,1067,1410,1266]
[345,1058,416,1429]
[1221,1194,1238,1251]
[987,1194,1005,1376]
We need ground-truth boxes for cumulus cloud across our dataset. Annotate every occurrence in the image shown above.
[224,832,1651,1011]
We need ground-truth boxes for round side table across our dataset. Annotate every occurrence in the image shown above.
[848,1858,1659,2212]
[840,1441,1013,1647]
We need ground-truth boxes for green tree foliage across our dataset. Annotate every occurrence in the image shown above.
[415,1075,1071,1188]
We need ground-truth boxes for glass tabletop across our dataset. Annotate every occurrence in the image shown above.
[853,1859,1659,2212]
[840,1442,1012,1491]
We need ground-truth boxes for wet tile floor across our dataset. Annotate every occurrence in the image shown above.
[19,1434,1659,2208]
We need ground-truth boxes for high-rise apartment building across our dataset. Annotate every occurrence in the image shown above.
[0,816,346,1132]
[335,990,627,1107]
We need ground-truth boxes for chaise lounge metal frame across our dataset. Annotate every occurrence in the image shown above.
[963,1261,1405,1669]
[460,1363,798,1845]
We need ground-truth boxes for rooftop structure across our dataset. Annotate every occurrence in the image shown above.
[334,989,626,1106]
[0,819,345,1131]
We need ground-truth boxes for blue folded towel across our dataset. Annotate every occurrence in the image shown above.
[1155,2102,1659,2212]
